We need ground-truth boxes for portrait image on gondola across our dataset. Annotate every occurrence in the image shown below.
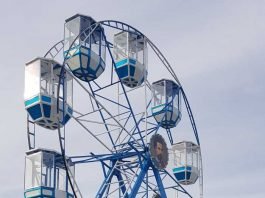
[149,134,169,170]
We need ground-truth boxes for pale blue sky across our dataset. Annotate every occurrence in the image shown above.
[0,0,264,197]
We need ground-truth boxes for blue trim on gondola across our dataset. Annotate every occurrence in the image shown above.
[174,171,191,181]
[129,59,136,64]
[173,166,192,172]
[130,65,135,76]
[27,104,42,120]
[41,95,51,103]
[115,59,128,68]
[65,45,105,82]
[115,58,136,68]
[62,114,71,125]
[173,166,193,181]
[25,96,40,107]
[152,99,181,129]
[63,45,81,59]
[24,185,74,198]
[68,107,73,114]
[43,104,51,118]
[116,65,128,78]
[151,104,166,110]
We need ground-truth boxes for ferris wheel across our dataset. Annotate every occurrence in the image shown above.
[23,14,203,198]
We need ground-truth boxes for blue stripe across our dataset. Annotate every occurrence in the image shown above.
[27,104,42,120]
[115,58,137,68]
[25,96,39,106]
[41,95,51,103]
[152,104,166,110]
[116,66,129,78]
[25,186,55,197]
[25,186,42,193]
[68,107,73,114]
[64,45,81,58]
[43,104,51,118]
[115,59,128,68]
[173,166,192,172]
[129,59,136,64]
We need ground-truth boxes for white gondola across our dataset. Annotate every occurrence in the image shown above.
[24,149,75,198]
[114,31,147,88]
[24,57,73,130]
[151,79,181,128]
[64,14,106,82]
[172,141,200,185]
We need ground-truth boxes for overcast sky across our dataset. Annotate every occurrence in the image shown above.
[0,0,265,197]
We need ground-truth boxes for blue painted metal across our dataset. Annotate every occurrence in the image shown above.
[96,165,115,197]
[104,110,130,121]
[102,31,146,147]
[129,159,150,198]
[174,171,191,181]
[116,58,130,68]
[24,186,54,198]
[94,93,130,110]
[151,79,181,129]
[70,150,143,164]
[173,166,192,172]
[152,167,167,198]
[27,115,35,150]
[92,80,102,89]
[166,129,173,145]
[116,170,128,197]
[88,82,116,149]
[93,80,120,92]
[27,104,42,120]
[25,95,40,106]
[43,104,51,118]
[96,160,129,198]
[64,46,105,82]
[162,169,193,197]
[62,19,147,152]
[25,94,72,130]
[42,95,52,103]
[64,15,106,83]
[33,18,203,198]
[56,66,77,198]
[24,186,74,198]
[125,98,153,144]
[180,87,200,146]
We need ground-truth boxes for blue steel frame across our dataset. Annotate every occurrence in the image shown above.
[26,18,203,198]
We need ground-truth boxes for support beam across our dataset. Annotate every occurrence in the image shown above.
[96,162,116,197]
[116,169,128,198]
[152,167,167,198]
[128,160,150,198]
